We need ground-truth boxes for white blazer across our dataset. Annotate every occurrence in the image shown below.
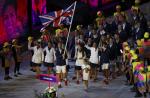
[75,47,86,66]
[75,51,85,66]
[43,46,55,63]
[85,45,99,64]
[28,43,44,64]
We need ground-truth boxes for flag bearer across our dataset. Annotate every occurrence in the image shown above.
[54,42,68,88]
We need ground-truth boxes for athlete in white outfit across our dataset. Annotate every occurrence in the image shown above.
[28,39,44,75]
[85,42,99,81]
[82,59,90,90]
[74,44,86,84]
[43,42,55,74]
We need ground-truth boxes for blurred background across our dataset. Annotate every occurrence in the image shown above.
[0,0,149,44]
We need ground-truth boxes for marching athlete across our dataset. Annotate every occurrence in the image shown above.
[28,39,44,75]
[54,42,68,87]
[74,44,86,84]
[82,59,91,91]
[85,42,99,82]
[43,42,55,75]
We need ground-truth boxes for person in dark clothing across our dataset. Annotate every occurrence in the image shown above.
[102,18,113,35]
[130,6,140,26]
[108,37,117,79]
[97,25,107,36]
[85,38,92,59]
[92,29,99,44]
[119,15,132,40]
[100,43,110,84]
[111,20,119,34]
[138,11,147,32]
[54,42,68,88]
[84,25,93,38]
[1,42,13,80]
[114,34,123,75]
[12,39,22,77]
[132,22,144,40]
[117,24,128,42]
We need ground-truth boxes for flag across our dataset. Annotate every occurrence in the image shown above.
[39,2,75,27]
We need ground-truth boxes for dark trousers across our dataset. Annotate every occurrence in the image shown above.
[30,61,33,67]
[5,67,9,76]
[14,62,21,74]
[126,71,130,81]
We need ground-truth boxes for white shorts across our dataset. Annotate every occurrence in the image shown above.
[83,72,90,81]
[56,65,66,73]
[102,63,109,70]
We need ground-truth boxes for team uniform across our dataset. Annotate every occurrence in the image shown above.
[82,64,90,81]
[101,48,110,70]
[54,48,66,74]
[28,44,44,67]
[43,46,55,68]
[82,61,91,90]
[75,48,85,70]
[85,45,99,81]
[74,46,86,84]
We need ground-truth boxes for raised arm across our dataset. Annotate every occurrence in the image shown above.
[28,42,34,50]
[84,45,91,50]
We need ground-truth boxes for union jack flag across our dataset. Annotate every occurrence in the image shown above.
[39,2,75,27]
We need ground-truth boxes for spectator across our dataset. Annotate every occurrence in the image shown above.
[1,42,12,80]
[12,39,23,77]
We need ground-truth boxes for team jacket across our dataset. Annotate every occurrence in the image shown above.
[43,46,55,63]
[28,44,44,64]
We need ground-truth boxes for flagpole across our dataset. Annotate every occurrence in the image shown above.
[64,1,77,54]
